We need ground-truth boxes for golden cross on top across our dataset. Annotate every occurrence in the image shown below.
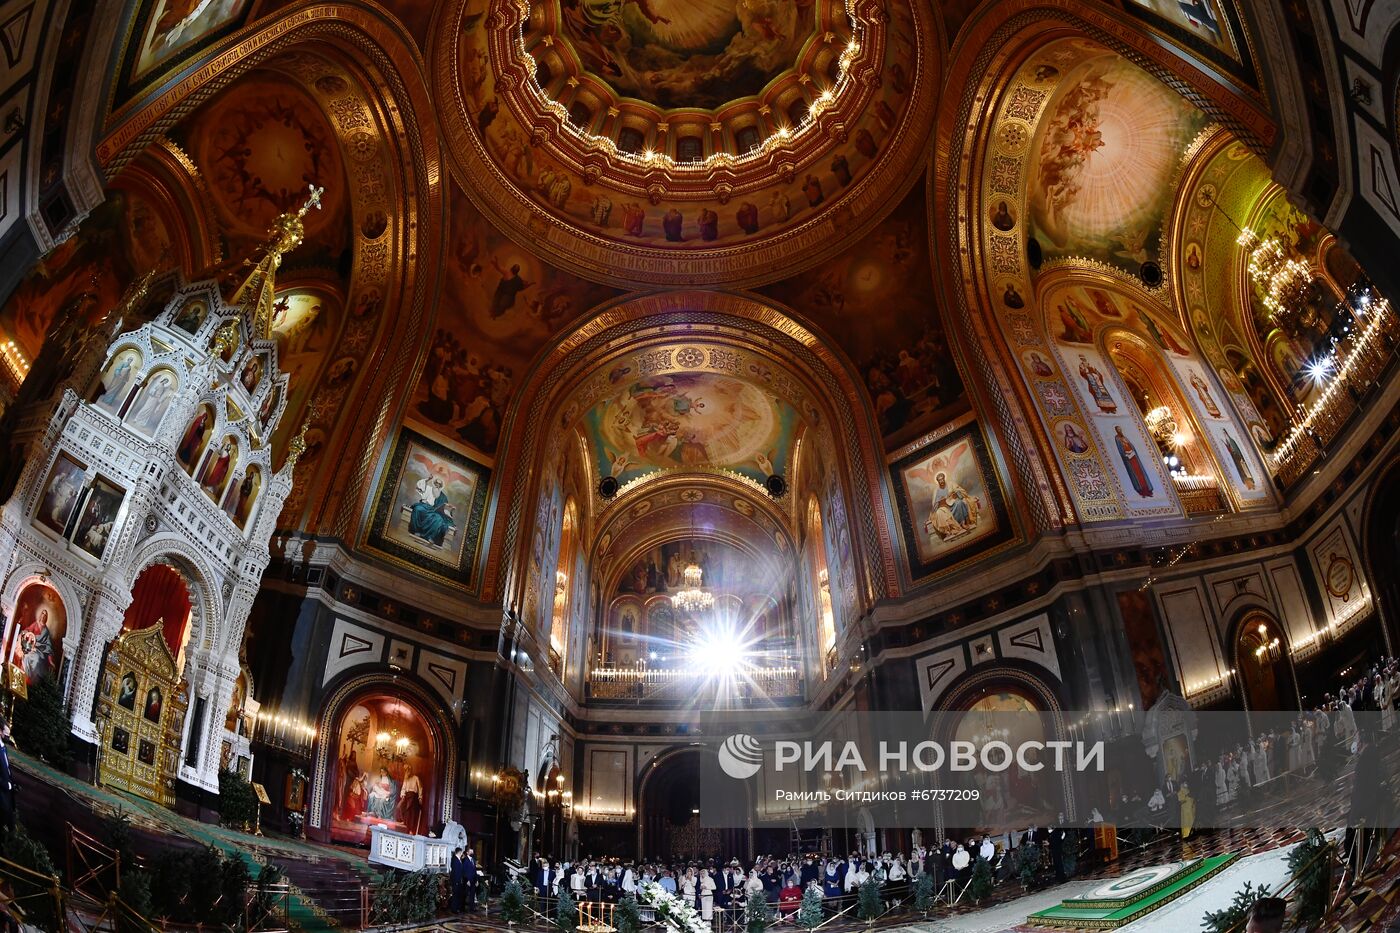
[298,184,325,219]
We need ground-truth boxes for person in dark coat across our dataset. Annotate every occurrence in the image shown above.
[450,848,468,912]
[464,847,480,909]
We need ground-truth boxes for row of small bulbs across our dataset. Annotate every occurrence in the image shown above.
[1269,287,1392,464]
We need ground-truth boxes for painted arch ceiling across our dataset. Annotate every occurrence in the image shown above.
[4,0,1310,600]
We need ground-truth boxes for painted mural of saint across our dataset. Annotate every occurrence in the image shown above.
[343,772,368,821]
[178,409,212,469]
[396,765,425,835]
[1058,303,1093,343]
[1223,430,1255,490]
[1137,308,1191,355]
[1189,371,1221,417]
[1062,422,1089,453]
[925,472,979,541]
[127,373,175,434]
[367,768,398,820]
[488,258,532,318]
[95,351,140,415]
[16,615,55,684]
[198,439,234,496]
[1078,356,1118,413]
[408,473,456,546]
[1114,425,1153,497]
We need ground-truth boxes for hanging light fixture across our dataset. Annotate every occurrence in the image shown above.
[671,513,714,613]
[1239,228,1316,338]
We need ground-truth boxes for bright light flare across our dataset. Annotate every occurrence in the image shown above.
[686,619,758,682]
[1307,356,1335,383]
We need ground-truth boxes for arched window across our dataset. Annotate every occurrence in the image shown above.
[549,500,578,675]
[806,497,837,673]
[676,136,704,163]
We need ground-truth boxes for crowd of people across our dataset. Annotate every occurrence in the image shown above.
[520,831,1086,922]
[1140,656,1400,837]
[497,660,1400,924]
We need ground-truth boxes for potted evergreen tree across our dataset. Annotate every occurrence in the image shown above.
[796,885,824,930]
[500,877,529,928]
[556,887,578,933]
[745,888,771,933]
[967,857,994,904]
[913,872,936,917]
[616,894,642,933]
[857,878,882,925]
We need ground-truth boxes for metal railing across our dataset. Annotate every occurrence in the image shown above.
[1172,474,1226,514]
[512,880,962,933]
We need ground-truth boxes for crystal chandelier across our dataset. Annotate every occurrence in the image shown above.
[672,557,714,613]
[671,512,714,613]
[1143,405,1178,445]
[1239,228,1315,337]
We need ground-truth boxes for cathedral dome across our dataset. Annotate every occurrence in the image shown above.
[433,0,938,286]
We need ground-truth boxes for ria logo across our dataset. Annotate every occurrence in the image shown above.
[718,733,763,779]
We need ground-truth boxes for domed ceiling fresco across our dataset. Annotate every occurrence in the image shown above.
[27,0,1298,606]
[1026,47,1207,280]
[547,0,824,111]
[434,0,939,285]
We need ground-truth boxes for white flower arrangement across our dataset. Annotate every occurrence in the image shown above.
[639,882,710,933]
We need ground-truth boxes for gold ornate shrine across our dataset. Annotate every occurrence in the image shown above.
[95,625,189,807]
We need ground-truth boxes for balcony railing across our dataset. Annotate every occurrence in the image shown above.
[1270,293,1399,487]
[587,665,802,704]
[1172,473,1226,514]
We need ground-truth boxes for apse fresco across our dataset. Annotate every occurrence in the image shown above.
[1043,286,1175,513]
[406,183,621,459]
[604,539,784,661]
[365,428,491,587]
[891,427,1006,578]
[759,182,967,450]
[555,0,816,110]
[1044,279,1270,505]
[330,695,437,843]
[0,189,172,361]
[174,74,346,251]
[1163,356,1269,502]
[1028,51,1206,278]
[582,372,799,486]
[8,583,67,688]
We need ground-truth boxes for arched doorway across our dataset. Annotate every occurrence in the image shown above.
[121,564,194,662]
[1234,612,1296,711]
[537,760,567,861]
[1365,458,1400,653]
[953,689,1061,833]
[639,748,749,861]
[94,563,197,806]
[933,666,1076,834]
[323,686,447,845]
